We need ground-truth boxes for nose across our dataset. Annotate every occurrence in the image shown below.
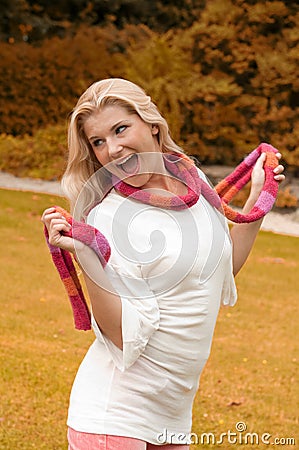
[107,137,123,159]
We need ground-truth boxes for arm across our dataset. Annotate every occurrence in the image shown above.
[42,208,123,349]
[230,152,285,276]
[76,245,123,349]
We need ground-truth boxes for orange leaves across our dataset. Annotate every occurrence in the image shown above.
[245,1,289,25]
[0,1,299,171]
[0,125,67,180]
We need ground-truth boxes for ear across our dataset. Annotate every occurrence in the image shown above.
[151,124,159,135]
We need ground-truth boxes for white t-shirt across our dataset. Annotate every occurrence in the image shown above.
[67,171,237,445]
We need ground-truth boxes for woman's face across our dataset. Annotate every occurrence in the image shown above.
[83,104,161,187]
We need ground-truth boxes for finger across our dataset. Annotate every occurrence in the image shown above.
[51,222,72,234]
[41,207,56,222]
[48,229,74,249]
[253,153,266,172]
[273,164,285,174]
[275,152,282,160]
[274,174,285,182]
[42,211,67,225]
[50,217,72,231]
[257,153,267,165]
[43,217,71,241]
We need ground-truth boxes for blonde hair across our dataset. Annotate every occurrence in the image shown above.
[61,78,183,219]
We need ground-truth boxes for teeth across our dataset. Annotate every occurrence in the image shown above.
[116,154,134,166]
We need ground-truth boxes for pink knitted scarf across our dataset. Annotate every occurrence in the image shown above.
[44,143,279,330]
[112,142,279,222]
[44,207,111,330]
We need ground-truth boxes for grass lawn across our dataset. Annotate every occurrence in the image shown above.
[0,189,298,449]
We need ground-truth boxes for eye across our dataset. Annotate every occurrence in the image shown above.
[92,138,104,148]
[115,125,127,135]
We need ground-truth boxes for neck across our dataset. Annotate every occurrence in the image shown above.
[112,151,203,211]
[135,152,188,195]
[141,171,188,196]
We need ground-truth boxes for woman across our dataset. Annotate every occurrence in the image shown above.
[42,78,285,449]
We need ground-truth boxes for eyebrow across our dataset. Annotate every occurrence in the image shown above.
[88,120,130,142]
[110,120,125,132]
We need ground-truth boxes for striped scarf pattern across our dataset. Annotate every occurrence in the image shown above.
[44,143,279,330]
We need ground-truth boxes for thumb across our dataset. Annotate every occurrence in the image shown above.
[255,152,266,169]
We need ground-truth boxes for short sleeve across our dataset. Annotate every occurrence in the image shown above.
[91,264,160,371]
[220,255,237,306]
[197,167,237,307]
[220,215,237,306]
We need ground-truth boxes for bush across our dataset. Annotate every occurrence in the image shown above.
[275,186,298,209]
[1,2,299,171]
[0,124,67,180]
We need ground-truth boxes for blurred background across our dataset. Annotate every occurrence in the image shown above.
[0,0,298,208]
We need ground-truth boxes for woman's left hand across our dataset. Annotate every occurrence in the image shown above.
[232,153,286,276]
[272,152,286,182]
[250,152,285,199]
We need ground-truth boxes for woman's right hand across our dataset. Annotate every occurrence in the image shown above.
[41,207,75,253]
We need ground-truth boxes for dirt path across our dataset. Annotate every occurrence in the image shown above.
[1,171,299,237]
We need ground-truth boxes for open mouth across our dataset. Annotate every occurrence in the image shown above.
[116,153,139,175]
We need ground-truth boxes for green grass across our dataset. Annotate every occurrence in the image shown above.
[0,189,94,449]
[192,232,299,448]
[0,189,298,449]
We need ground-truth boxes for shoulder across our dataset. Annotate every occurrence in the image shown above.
[87,190,124,226]
[196,166,214,186]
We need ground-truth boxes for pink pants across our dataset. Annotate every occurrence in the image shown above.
[68,428,190,450]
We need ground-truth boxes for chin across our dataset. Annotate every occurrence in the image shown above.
[123,173,152,188]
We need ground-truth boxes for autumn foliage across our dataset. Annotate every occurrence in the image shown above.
[0,0,299,177]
